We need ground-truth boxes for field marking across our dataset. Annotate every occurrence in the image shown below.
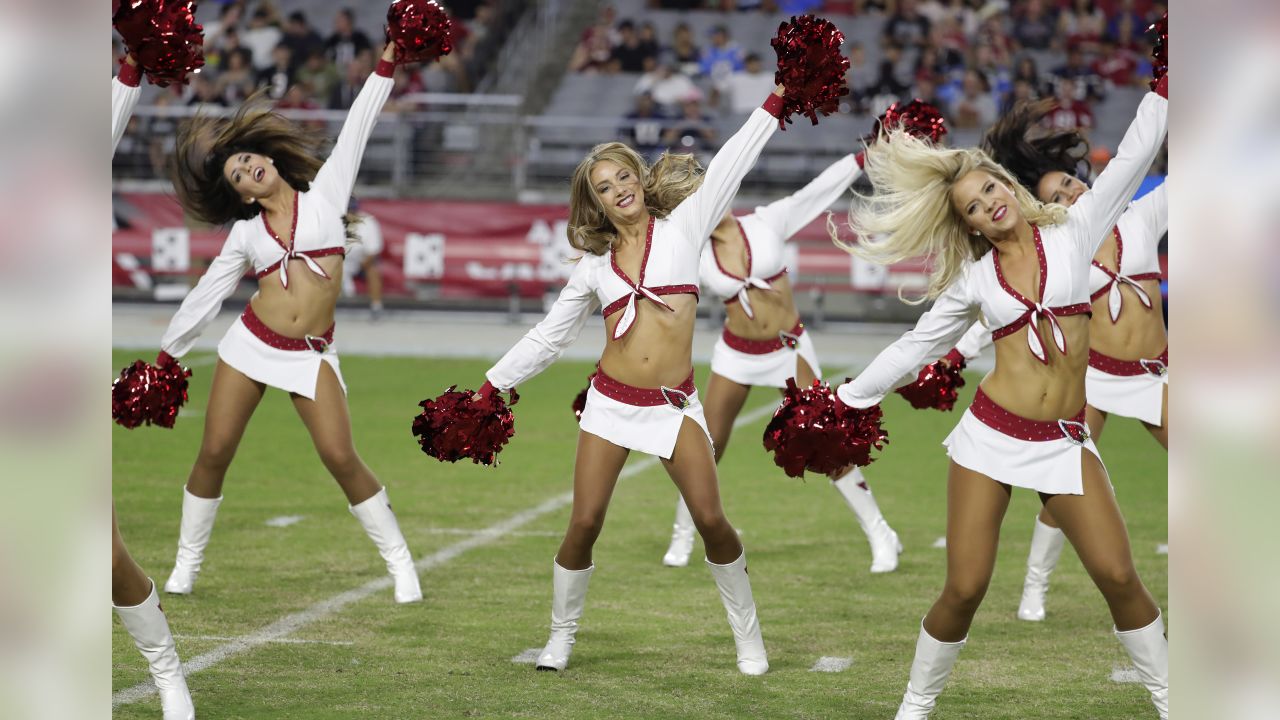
[265,515,306,528]
[510,648,542,664]
[932,537,947,549]
[1110,665,1141,683]
[114,390,792,706]
[1155,543,1168,555]
[175,634,353,647]
[809,656,854,673]
[423,527,561,538]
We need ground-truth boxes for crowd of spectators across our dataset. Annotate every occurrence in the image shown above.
[576,0,1164,161]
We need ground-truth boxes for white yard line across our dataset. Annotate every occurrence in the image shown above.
[114,390,796,706]
[1155,543,1168,555]
[809,656,854,673]
[422,527,561,538]
[265,515,306,528]
[932,537,947,549]
[1110,665,1141,683]
[175,634,353,647]
[510,648,542,664]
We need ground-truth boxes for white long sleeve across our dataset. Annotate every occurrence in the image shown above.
[752,154,860,241]
[668,98,781,248]
[111,74,142,155]
[159,225,250,359]
[485,258,602,391]
[1067,91,1168,258]
[1128,180,1168,241]
[954,320,993,362]
[836,270,980,408]
[310,69,394,210]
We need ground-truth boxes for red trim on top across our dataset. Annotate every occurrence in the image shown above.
[855,151,866,169]
[591,367,697,407]
[610,218,656,289]
[254,246,345,279]
[375,59,395,78]
[261,191,300,252]
[969,388,1087,442]
[721,320,805,354]
[711,219,752,281]
[1089,226,1162,303]
[761,93,785,119]
[156,351,176,368]
[117,59,142,87]
[1088,347,1169,377]
[724,268,788,305]
[240,304,335,352]
[989,225,1091,362]
[1153,75,1168,100]
[602,285,700,318]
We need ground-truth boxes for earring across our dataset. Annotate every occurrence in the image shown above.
[268,158,274,164]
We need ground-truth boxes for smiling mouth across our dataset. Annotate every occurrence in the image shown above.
[254,167,265,182]
[993,205,1007,222]
[617,193,634,209]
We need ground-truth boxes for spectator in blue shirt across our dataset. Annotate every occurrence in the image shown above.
[700,25,745,85]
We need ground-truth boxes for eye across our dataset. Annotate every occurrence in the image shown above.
[984,182,994,193]
[1051,193,1061,203]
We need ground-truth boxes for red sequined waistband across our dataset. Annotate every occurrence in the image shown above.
[240,305,334,353]
[1088,347,1168,377]
[721,320,805,355]
[591,367,696,408]
[969,388,1088,443]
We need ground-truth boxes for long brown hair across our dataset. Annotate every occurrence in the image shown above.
[566,143,705,256]
[171,91,326,227]
[981,98,1090,192]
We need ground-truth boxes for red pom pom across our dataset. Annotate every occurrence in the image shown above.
[870,99,948,144]
[894,356,967,412]
[762,379,888,478]
[571,373,594,422]
[113,0,205,87]
[111,358,192,429]
[771,15,850,129]
[386,0,454,64]
[1147,12,1167,92]
[412,385,516,465]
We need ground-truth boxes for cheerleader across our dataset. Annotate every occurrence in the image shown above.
[481,87,787,674]
[970,100,1167,622]
[112,54,196,720]
[659,155,901,573]
[340,197,386,319]
[834,77,1168,718]
[157,43,424,604]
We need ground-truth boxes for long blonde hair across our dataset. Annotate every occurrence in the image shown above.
[835,129,1067,302]
[566,143,705,255]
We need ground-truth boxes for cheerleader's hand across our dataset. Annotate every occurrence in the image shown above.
[382,41,397,64]
[942,348,966,369]
[476,380,497,398]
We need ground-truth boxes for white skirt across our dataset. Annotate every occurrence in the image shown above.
[943,404,1105,496]
[710,328,822,389]
[578,384,712,460]
[1086,365,1167,426]
[216,317,346,400]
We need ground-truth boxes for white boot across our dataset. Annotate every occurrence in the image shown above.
[114,579,195,720]
[1017,514,1066,621]
[662,496,696,567]
[1115,612,1169,719]
[164,489,222,595]
[832,468,902,573]
[706,550,768,675]
[536,561,594,671]
[895,622,966,719]
[349,487,422,603]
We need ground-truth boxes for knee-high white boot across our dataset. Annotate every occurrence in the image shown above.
[1115,612,1169,719]
[832,467,902,573]
[164,488,223,595]
[536,561,594,671]
[349,487,422,603]
[895,622,966,719]
[1017,514,1066,621]
[662,495,696,567]
[114,580,195,720]
[706,550,768,675]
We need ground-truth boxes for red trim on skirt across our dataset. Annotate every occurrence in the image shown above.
[720,319,805,354]
[969,387,1088,443]
[240,305,335,352]
[1088,347,1168,377]
[591,367,696,408]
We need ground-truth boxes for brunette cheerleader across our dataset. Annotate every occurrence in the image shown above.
[834,78,1169,717]
[659,154,901,573]
[156,43,424,604]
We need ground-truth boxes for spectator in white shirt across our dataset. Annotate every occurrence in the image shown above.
[242,7,284,71]
[724,53,776,115]
[634,59,702,113]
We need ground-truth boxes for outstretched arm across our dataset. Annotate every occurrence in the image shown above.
[669,86,785,247]
[159,226,250,361]
[836,271,979,408]
[1128,179,1168,242]
[485,259,601,391]
[751,153,861,241]
[111,56,143,156]
[310,43,397,208]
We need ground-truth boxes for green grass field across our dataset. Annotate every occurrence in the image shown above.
[112,350,1167,719]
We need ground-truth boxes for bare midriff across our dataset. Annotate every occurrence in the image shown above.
[980,314,1090,420]
[248,254,344,338]
[600,294,698,388]
[1089,233,1166,360]
[724,273,801,339]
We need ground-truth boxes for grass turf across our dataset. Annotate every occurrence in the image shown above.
[112,351,1167,719]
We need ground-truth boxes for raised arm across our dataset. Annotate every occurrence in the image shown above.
[751,153,860,241]
[669,88,785,246]
[112,58,143,156]
[310,44,397,209]
[485,259,601,391]
[1068,81,1168,257]
[836,271,979,408]
[158,227,250,361]
[1128,179,1168,241]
